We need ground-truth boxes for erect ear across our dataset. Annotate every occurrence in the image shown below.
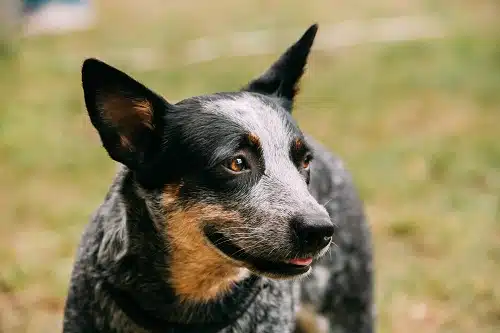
[82,58,170,169]
[242,24,318,109]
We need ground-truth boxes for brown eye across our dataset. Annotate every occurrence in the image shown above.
[302,154,312,169]
[225,156,248,173]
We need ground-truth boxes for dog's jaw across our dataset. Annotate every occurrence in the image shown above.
[202,225,326,279]
[162,186,250,303]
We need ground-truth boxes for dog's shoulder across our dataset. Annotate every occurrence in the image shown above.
[63,165,131,331]
[302,136,374,332]
[305,133,372,266]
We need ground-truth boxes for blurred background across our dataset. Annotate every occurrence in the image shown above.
[0,0,499,332]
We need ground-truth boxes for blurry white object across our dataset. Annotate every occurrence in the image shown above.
[184,16,446,65]
[23,1,95,36]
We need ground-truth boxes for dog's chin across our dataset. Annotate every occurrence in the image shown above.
[203,226,313,279]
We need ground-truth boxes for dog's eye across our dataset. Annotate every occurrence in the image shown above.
[302,154,313,170]
[224,156,248,173]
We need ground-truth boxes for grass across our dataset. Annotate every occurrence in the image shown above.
[0,0,499,332]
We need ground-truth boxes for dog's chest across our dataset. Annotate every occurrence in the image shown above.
[219,279,300,333]
[101,279,300,333]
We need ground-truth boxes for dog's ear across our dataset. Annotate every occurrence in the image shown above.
[243,24,318,110]
[82,58,170,169]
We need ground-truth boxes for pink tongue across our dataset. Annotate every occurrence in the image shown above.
[288,258,313,266]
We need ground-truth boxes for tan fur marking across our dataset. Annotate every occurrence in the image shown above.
[294,137,303,149]
[248,132,261,148]
[131,99,154,129]
[163,187,244,303]
[119,135,133,151]
[100,95,154,141]
[294,305,327,333]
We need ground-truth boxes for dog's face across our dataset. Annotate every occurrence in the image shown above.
[82,25,333,286]
[162,91,333,277]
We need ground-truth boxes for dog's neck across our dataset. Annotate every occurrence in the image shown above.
[94,167,264,329]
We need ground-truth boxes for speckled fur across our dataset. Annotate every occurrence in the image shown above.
[64,146,372,333]
[63,24,374,333]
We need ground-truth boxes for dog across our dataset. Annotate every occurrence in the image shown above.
[62,24,374,333]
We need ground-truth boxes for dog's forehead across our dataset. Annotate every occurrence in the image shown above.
[201,92,297,147]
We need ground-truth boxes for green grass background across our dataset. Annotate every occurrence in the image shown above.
[0,0,499,332]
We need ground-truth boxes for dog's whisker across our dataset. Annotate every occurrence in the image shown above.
[211,234,263,246]
[321,196,336,207]
[229,238,272,257]
[265,244,280,258]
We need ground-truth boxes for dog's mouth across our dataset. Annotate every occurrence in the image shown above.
[203,226,311,277]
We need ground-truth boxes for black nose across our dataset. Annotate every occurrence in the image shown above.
[291,215,335,253]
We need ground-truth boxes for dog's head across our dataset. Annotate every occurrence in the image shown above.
[83,24,333,290]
